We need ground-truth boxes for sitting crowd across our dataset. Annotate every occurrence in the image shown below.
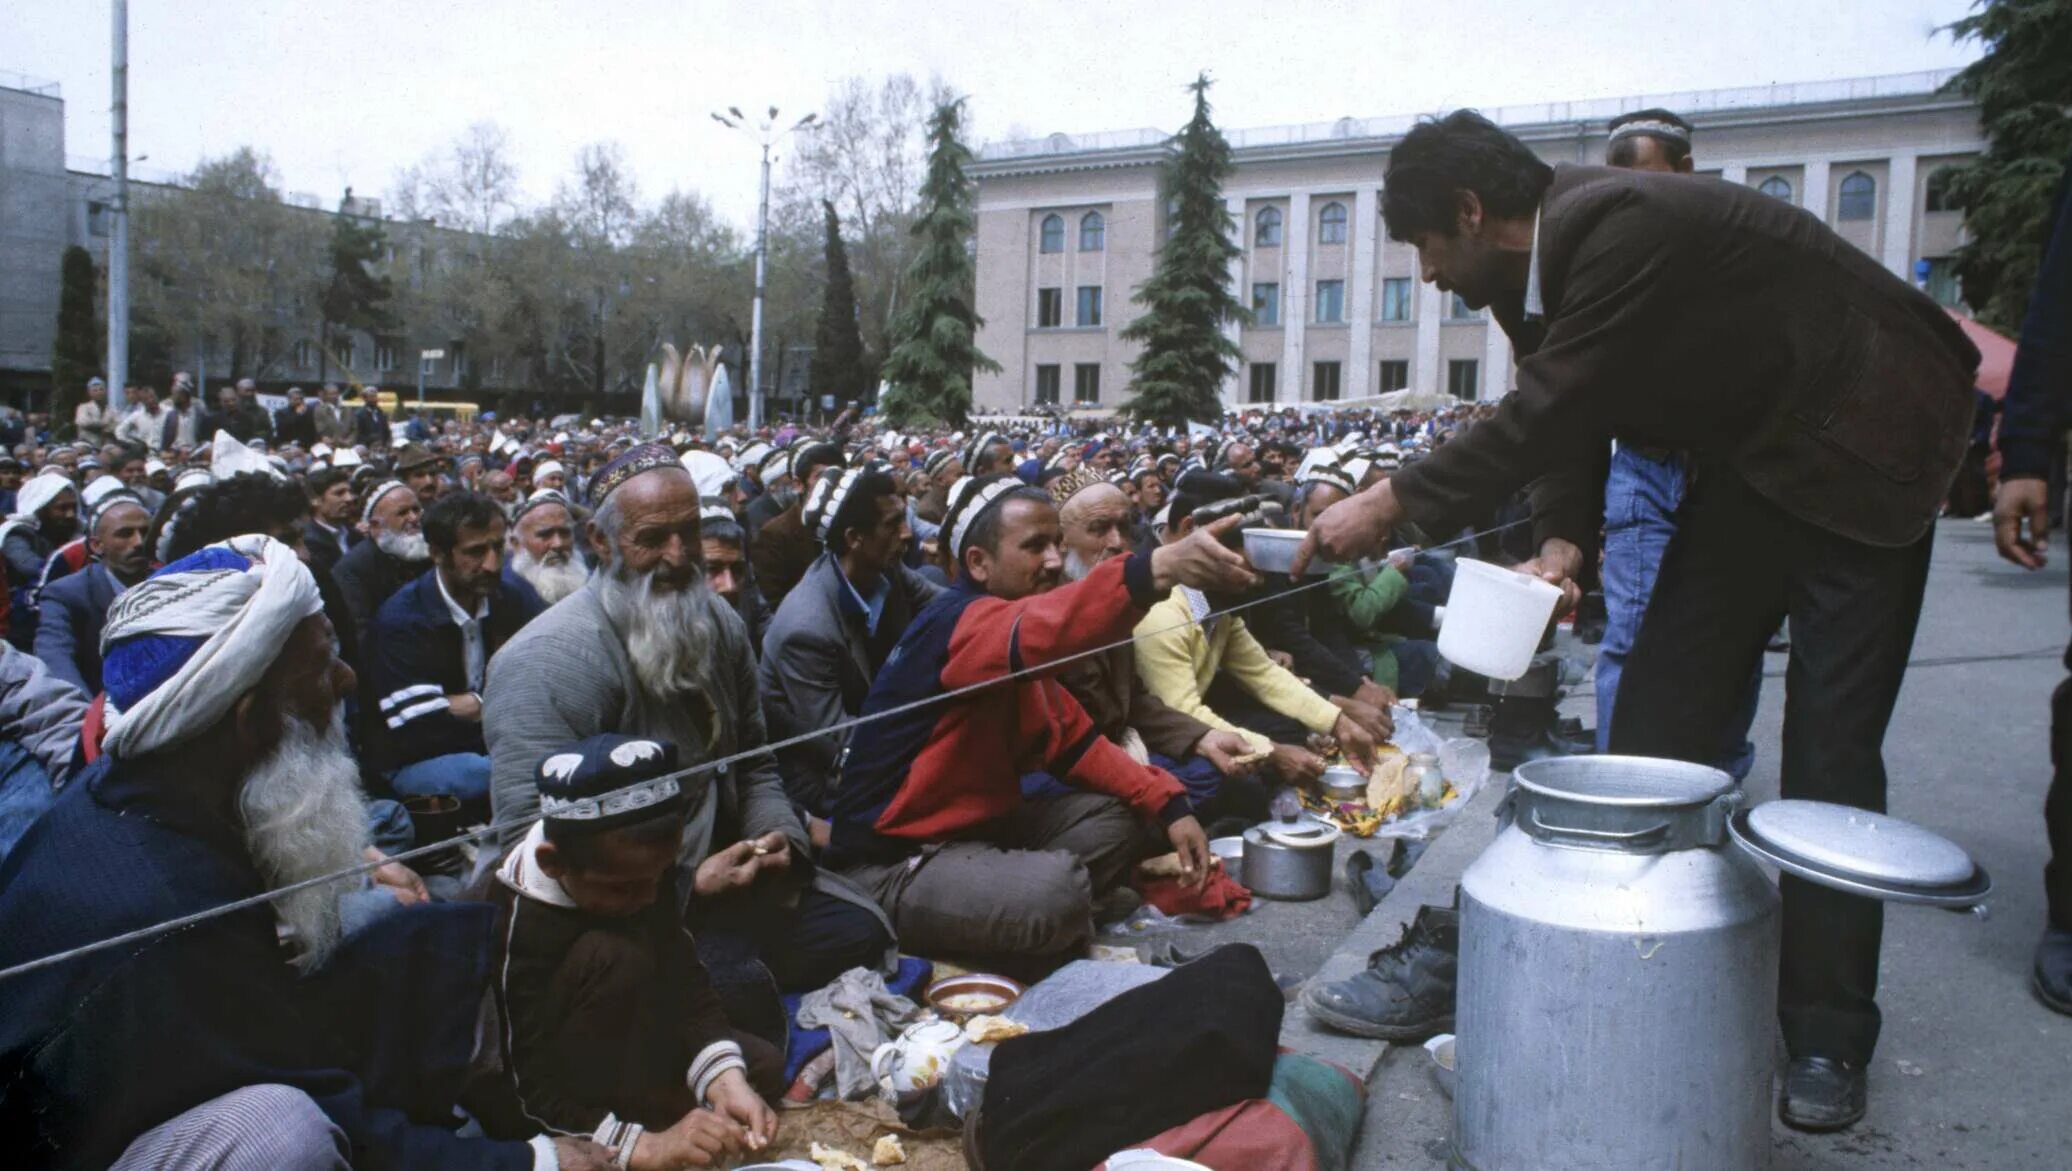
[0,380,1483,1168]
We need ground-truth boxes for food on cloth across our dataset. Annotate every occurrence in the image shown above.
[938,991,1006,1013]
[965,1014,1031,1043]
[872,1134,909,1166]
[812,1141,870,1170]
[1366,753,1414,813]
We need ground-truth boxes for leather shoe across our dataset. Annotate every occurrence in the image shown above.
[1778,1056,1866,1133]
[1302,905,1458,1041]
[2034,927,2072,1016]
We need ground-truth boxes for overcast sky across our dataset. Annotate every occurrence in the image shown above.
[5,0,1981,229]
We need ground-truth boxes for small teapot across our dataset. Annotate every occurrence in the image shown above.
[870,1018,965,1096]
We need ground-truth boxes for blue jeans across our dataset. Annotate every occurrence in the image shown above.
[1597,447,1759,779]
[0,739,56,863]
[388,752,491,804]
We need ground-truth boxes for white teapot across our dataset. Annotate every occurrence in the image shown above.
[871,1018,965,1096]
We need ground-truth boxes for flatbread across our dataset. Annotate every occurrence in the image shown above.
[965,1014,1031,1044]
[873,1134,909,1166]
[1366,753,1414,812]
[812,1142,870,1171]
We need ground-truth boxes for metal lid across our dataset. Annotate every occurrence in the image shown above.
[1729,800,1991,907]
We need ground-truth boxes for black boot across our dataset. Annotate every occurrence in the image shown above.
[1778,1057,1867,1132]
[1301,904,1458,1041]
[2034,927,2072,1016]
[1488,695,1586,772]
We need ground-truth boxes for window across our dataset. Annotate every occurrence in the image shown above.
[292,339,315,369]
[376,339,399,372]
[1076,285,1103,327]
[1037,287,1062,328]
[334,338,356,366]
[86,201,110,237]
[1079,211,1105,251]
[1251,282,1281,326]
[1248,363,1277,404]
[1923,257,1960,307]
[1925,167,1958,214]
[1381,277,1413,322]
[1448,359,1479,401]
[1039,214,1065,253]
[1757,176,1793,203]
[1318,201,1347,245]
[1315,279,1345,324]
[1034,364,1061,405]
[1838,171,1876,221]
[1255,206,1283,247]
[1313,360,1342,402]
[1378,360,1409,392]
[1073,363,1101,404]
[1448,293,1479,320]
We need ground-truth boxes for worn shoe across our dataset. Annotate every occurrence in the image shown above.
[1302,905,1459,1041]
[2034,928,2072,1016]
[1778,1057,1867,1133]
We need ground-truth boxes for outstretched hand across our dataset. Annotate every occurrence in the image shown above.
[1291,480,1402,576]
[1151,513,1260,594]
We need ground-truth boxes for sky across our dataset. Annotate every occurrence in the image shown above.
[4,0,1983,231]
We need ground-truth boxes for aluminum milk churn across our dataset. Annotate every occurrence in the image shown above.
[1452,756,1990,1171]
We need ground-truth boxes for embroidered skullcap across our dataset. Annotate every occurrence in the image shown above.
[81,474,131,512]
[100,535,323,759]
[803,460,893,545]
[760,446,795,482]
[1045,466,1108,508]
[735,441,773,473]
[923,448,957,477]
[536,733,685,833]
[1342,456,1373,483]
[1372,448,1403,472]
[961,430,1007,473]
[1156,452,1181,471]
[699,503,737,526]
[1299,463,1357,497]
[331,448,365,469]
[361,480,416,524]
[1170,468,1246,520]
[534,459,567,482]
[1608,109,1692,145]
[11,473,75,522]
[789,441,846,488]
[513,488,573,525]
[679,450,736,500]
[1212,437,1242,469]
[1106,470,1132,487]
[591,442,684,504]
[172,467,213,494]
[944,474,1024,561]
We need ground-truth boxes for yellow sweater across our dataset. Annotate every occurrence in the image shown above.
[1133,587,1343,754]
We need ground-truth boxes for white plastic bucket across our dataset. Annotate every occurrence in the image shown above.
[1436,559,1563,681]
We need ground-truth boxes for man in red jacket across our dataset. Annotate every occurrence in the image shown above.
[827,475,1257,974]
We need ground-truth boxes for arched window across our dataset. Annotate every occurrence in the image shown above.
[1318,201,1348,245]
[1255,206,1283,247]
[1837,172,1876,221]
[1039,214,1065,253]
[1925,166,1958,213]
[1757,176,1793,203]
[1078,211,1105,252]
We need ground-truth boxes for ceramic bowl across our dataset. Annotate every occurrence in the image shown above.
[924,972,1025,1019]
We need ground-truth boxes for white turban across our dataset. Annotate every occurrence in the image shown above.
[680,450,737,499]
[534,460,567,481]
[11,473,76,522]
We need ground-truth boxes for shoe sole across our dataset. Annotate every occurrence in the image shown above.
[1778,1106,1865,1134]
[1301,988,1453,1041]
[2032,969,2072,1017]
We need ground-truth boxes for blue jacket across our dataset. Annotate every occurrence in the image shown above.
[0,758,530,1170]
[1998,149,2072,481]
[369,567,544,771]
[33,563,121,696]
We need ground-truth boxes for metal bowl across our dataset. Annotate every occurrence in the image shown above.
[1209,836,1245,871]
[1321,765,1366,803]
[925,973,1025,1019]
[1425,1033,1456,1098]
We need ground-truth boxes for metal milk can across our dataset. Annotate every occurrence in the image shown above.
[1452,756,1990,1171]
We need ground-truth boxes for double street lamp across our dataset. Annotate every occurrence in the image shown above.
[710,105,817,430]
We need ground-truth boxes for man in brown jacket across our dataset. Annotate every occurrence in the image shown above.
[1299,110,1978,1132]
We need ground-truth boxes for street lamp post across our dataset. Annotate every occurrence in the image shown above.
[107,0,130,411]
[711,106,817,431]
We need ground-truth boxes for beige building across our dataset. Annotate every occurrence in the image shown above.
[970,70,1984,414]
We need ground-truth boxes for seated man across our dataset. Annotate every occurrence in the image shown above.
[760,461,940,821]
[825,475,1256,973]
[371,491,544,808]
[508,489,587,605]
[485,445,892,1006]
[34,491,151,696]
[700,504,772,650]
[0,641,86,862]
[303,465,359,576]
[750,441,845,608]
[0,472,78,651]
[334,478,431,634]
[0,536,609,1170]
[472,734,779,1166]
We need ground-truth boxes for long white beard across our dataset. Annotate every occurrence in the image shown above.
[511,547,588,605]
[595,562,718,701]
[239,712,368,972]
[1062,547,1096,583]
[375,529,430,562]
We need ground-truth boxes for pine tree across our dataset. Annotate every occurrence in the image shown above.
[879,98,997,427]
[1120,73,1247,428]
[50,245,100,429]
[811,200,872,412]
[320,189,395,380]
[1939,0,2072,331]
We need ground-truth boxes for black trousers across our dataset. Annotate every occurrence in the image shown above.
[2050,619,2072,933]
[1607,468,1933,1066]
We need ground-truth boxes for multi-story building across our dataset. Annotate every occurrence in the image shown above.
[971,70,1984,415]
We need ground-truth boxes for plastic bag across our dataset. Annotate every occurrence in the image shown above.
[1371,732,1492,841]
[942,961,1170,1118]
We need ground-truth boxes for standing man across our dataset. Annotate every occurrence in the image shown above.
[315,383,354,446]
[1298,111,1977,1132]
[354,387,390,449]
[160,379,202,452]
[303,466,359,576]
[114,386,166,454]
[73,378,112,446]
[274,387,319,448]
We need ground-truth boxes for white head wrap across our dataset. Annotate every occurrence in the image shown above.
[361,480,414,524]
[534,460,567,481]
[679,450,737,500]
[211,430,282,481]
[11,473,76,523]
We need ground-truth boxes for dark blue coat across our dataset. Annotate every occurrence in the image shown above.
[369,567,544,771]
[32,563,121,696]
[1998,149,2072,481]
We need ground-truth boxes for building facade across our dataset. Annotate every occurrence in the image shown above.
[971,70,1984,415]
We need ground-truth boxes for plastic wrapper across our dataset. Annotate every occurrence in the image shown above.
[941,960,1169,1118]
[1372,735,1491,841]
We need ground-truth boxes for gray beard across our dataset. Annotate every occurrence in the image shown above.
[594,562,719,702]
[375,529,430,562]
[511,547,587,605]
[239,711,367,973]
[1063,547,1113,583]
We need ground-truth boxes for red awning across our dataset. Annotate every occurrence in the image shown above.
[1948,309,2017,398]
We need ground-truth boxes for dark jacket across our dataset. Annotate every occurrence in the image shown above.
[332,537,429,635]
[204,401,273,445]
[1057,643,1213,761]
[273,404,318,448]
[749,503,818,609]
[354,403,389,447]
[369,567,544,770]
[1998,150,2072,481]
[1390,164,1980,552]
[303,517,357,578]
[32,563,122,696]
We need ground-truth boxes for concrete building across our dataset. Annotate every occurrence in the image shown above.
[970,70,1984,414]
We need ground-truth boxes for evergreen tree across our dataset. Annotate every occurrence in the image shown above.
[879,98,997,427]
[50,245,100,428]
[1120,74,1247,428]
[1939,0,2072,331]
[320,188,395,380]
[811,200,872,411]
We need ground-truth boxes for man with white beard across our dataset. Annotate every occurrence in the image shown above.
[508,489,587,605]
[484,445,893,1036]
[333,478,431,633]
[0,536,613,1171]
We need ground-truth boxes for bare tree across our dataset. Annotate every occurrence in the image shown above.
[389,121,520,237]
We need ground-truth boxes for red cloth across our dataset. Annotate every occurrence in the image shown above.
[80,692,106,764]
[1138,864,1252,920]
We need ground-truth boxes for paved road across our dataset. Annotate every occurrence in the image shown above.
[1350,518,2072,1168]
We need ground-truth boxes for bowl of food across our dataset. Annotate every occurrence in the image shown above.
[925,973,1025,1020]
[1320,765,1367,804]
[1241,528,1326,576]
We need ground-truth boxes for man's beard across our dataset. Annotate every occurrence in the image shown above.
[375,529,430,562]
[239,711,367,973]
[1062,547,1097,583]
[594,560,719,701]
[512,546,588,604]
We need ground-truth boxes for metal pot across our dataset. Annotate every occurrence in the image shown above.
[1452,756,1990,1171]
[1241,817,1340,900]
